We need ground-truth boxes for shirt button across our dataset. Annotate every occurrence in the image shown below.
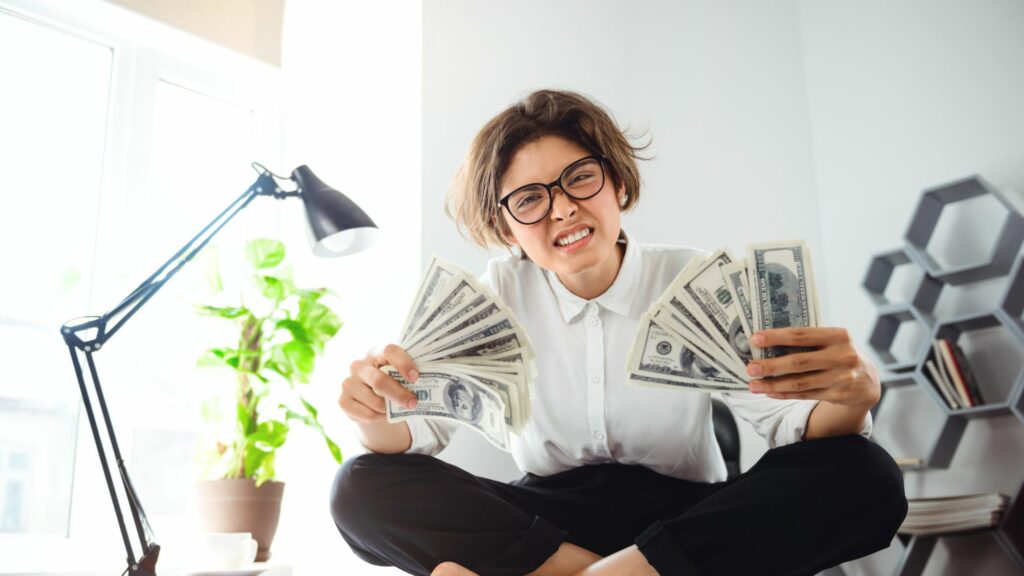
[589,317,600,327]
[590,375,600,384]
[593,431,605,441]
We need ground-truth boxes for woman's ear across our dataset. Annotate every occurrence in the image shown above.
[494,214,519,247]
[617,184,627,208]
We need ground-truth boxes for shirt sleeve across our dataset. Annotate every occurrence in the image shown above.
[404,417,460,456]
[720,390,873,449]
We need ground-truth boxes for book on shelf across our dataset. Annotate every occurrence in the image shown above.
[944,337,985,407]
[924,357,959,410]
[937,338,973,407]
[924,337,985,409]
[898,492,1010,536]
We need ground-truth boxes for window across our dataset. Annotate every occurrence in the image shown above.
[0,1,282,570]
[0,6,112,538]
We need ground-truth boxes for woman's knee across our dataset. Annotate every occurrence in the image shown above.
[832,436,908,539]
[331,452,404,532]
[330,452,443,534]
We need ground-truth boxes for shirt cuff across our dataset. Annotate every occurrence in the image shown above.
[403,416,457,456]
[774,399,820,448]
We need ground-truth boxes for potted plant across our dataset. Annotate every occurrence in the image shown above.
[194,238,343,562]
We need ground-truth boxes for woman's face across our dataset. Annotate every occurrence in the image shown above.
[499,135,625,295]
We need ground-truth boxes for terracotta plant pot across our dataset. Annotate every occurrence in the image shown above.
[196,478,285,562]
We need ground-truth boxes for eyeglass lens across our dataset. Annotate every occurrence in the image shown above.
[506,158,604,224]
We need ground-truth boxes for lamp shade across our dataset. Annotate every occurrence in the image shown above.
[292,165,379,257]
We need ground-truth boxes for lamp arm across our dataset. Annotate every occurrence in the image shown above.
[60,165,296,576]
[103,170,279,343]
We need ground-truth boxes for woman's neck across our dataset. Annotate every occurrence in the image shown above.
[556,241,626,300]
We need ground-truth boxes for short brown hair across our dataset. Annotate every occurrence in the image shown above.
[445,89,651,249]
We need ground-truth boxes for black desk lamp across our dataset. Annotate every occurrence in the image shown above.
[60,163,377,576]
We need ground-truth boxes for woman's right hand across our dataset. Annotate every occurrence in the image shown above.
[339,344,420,425]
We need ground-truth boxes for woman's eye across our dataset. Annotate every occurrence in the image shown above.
[516,193,542,209]
[570,173,594,184]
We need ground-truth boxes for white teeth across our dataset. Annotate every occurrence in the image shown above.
[557,227,591,247]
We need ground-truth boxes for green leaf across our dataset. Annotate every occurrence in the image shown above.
[300,397,318,419]
[243,442,268,478]
[255,275,287,302]
[283,341,315,382]
[276,319,311,343]
[265,359,291,380]
[248,420,289,450]
[197,347,241,369]
[254,451,276,485]
[283,398,343,465]
[296,288,325,301]
[195,304,249,319]
[324,436,343,464]
[297,300,342,351]
[237,399,257,436]
[246,239,286,270]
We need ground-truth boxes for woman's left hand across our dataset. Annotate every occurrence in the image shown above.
[744,327,881,409]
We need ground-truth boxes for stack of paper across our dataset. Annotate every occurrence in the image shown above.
[899,492,1010,535]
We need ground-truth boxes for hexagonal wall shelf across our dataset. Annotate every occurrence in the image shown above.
[998,254,1024,343]
[868,305,934,372]
[904,175,1024,285]
[871,372,967,470]
[926,312,1024,419]
[863,248,941,317]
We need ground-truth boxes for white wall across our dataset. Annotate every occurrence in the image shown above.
[276,1,421,574]
[798,1,1024,574]
[424,1,1024,574]
[423,0,821,481]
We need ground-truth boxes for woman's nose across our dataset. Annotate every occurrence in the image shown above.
[549,187,578,220]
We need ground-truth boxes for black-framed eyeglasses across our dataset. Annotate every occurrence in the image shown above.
[497,155,606,225]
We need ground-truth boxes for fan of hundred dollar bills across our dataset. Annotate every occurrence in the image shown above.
[627,240,821,393]
[383,256,536,452]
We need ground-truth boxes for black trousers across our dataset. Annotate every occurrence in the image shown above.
[330,434,907,576]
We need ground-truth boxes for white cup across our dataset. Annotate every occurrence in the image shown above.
[197,532,258,569]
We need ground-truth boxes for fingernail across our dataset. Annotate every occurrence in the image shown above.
[407,399,418,410]
[750,333,765,347]
[747,363,763,376]
[409,369,419,382]
[750,383,764,393]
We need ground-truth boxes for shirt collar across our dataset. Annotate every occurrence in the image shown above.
[544,229,641,324]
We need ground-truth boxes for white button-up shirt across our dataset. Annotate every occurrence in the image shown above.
[404,232,872,482]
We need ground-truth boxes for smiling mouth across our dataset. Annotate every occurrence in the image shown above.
[555,227,593,247]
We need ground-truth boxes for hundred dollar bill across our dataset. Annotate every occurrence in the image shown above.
[400,256,456,343]
[719,259,754,363]
[628,372,744,393]
[677,249,753,368]
[747,240,819,360]
[430,362,527,430]
[409,298,521,359]
[650,307,750,383]
[417,330,532,364]
[626,312,746,391]
[403,279,486,350]
[384,368,510,451]
[415,315,531,360]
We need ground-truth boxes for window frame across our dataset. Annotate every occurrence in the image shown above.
[0,0,284,572]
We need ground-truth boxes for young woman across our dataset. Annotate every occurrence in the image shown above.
[331,89,907,576]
